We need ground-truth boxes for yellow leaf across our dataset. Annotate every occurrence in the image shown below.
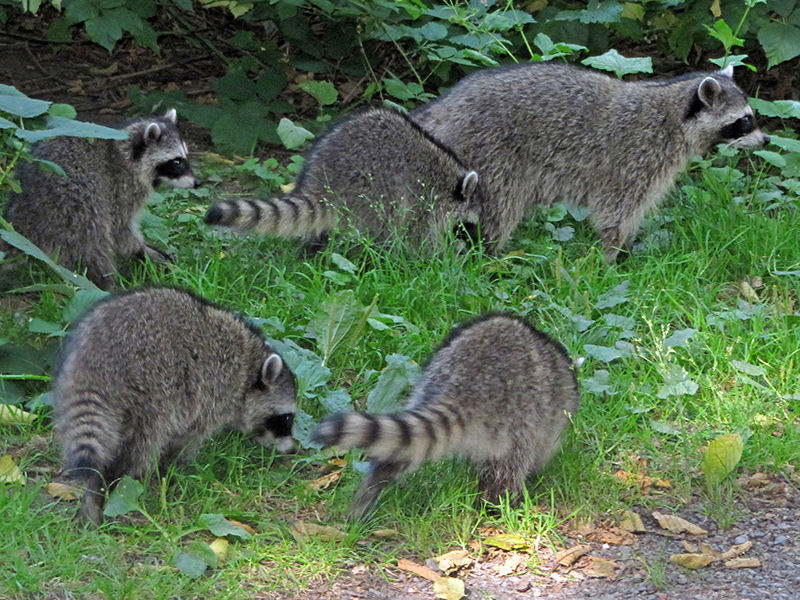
[652,512,707,535]
[0,404,37,425]
[710,0,721,17]
[209,538,229,563]
[227,519,255,535]
[307,470,342,491]
[369,529,399,539]
[290,521,347,542]
[45,482,80,501]
[434,550,473,574]
[669,553,714,569]
[703,433,743,486]
[724,557,761,569]
[0,455,25,484]
[619,510,646,532]
[483,533,531,551]
[433,576,465,600]
[280,182,296,194]
[721,540,752,560]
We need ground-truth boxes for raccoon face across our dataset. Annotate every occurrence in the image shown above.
[685,68,770,153]
[245,352,298,453]
[129,109,202,191]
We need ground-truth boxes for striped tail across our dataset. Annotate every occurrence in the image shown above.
[56,391,121,526]
[204,196,336,239]
[311,408,465,467]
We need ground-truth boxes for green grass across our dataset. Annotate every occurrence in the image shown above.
[2,152,800,598]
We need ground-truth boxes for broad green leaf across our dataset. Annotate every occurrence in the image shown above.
[753,150,786,168]
[197,513,252,539]
[63,289,110,322]
[704,19,743,51]
[604,314,635,330]
[546,203,568,222]
[768,135,800,153]
[103,476,144,517]
[650,420,680,436]
[138,211,170,247]
[0,116,15,129]
[291,408,318,450]
[758,23,800,68]
[582,369,614,395]
[47,103,77,118]
[267,339,330,398]
[214,70,258,102]
[319,389,352,413]
[255,67,288,102]
[749,98,800,120]
[556,1,624,24]
[313,290,366,364]
[14,117,126,142]
[298,81,338,106]
[582,50,652,78]
[172,540,217,578]
[702,433,743,486]
[276,118,314,150]
[0,93,50,118]
[731,360,765,377]
[27,318,65,337]
[663,328,696,350]
[594,280,630,309]
[322,270,351,285]
[331,253,357,274]
[366,353,421,413]
[657,364,698,398]
[583,344,626,363]
[709,55,752,70]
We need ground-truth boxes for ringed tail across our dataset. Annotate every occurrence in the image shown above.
[204,196,335,238]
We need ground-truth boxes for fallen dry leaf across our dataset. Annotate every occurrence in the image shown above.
[495,553,525,576]
[45,482,80,501]
[554,544,592,568]
[739,280,760,303]
[209,538,229,563]
[227,519,255,535]
[652,512,707,535]
[586,556,620,579]
[681,540,698,553]
[434,550,473,575]
[369,529,399,539]
[290,521,347,542]
[613,470,671,492]
[0,454,25,484]
[738,472,770,489]
[589,526,634,546]
[433,576,465,600]
[483,533,532,552]
[724,557,761,569]
[619,510,646,533]
[397,558,440,582]
[721,540,753,560]
[669,553,714,569]
[0,404,37,425]
[698,542,722,559]
[306,470,342,491]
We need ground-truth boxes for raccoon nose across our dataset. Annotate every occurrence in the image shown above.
[762,134,771,145]
[192,177,202,189]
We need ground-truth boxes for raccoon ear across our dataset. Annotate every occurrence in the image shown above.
[718,65,734,79]
[459,171,479,199]
[164,108,178,123]
[697,76,723,109]
[260,353,284,384]
[144,122,164,145]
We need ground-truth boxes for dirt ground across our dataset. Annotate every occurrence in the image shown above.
[2,11,799,600]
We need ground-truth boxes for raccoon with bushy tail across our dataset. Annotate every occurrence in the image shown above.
[53,287,297,525]
[204,106,484,251]
[2,109,200,289]
[311,314,580,520]
[412,64,770,262]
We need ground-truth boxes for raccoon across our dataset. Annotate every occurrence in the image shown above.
[53,286,297,525]
[204,106,484,251]
[412,63,770,263]
[311,313,580,520]
[2,109,200,289]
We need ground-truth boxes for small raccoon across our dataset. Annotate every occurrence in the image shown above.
[311,313,580,520]
[204,106,484,250]
[2,109,200,289]
[53,286,297,525]
[412,64,770,262]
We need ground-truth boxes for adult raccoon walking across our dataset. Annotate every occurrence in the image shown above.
[2,110,200,289]
[412,63,770,262]
[311,314,580,520]
[205,106,484,251]
[53,287,297,525]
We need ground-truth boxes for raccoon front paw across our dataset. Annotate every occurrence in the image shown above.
[142,245,174,264]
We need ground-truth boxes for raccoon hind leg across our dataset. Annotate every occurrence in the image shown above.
[477,458,529,508]
[348,460,410,522]
[76,469,107,526]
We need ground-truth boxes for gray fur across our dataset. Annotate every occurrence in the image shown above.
[412,63,770,262]
[204,107,484,250]
[3,110,200,289]
[311,313,580,520]
[53,287,297,525]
